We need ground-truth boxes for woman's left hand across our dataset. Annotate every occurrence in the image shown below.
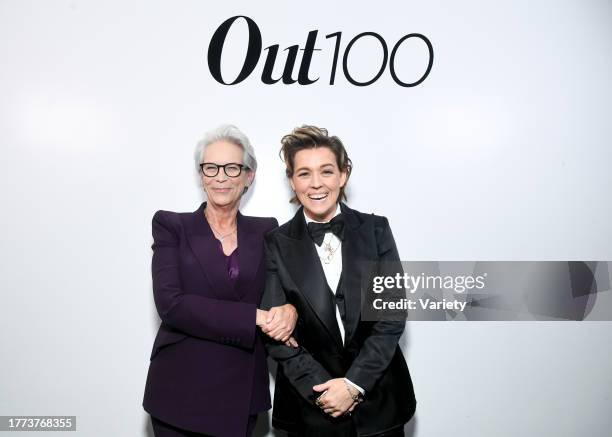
[261,303,298,343]
[312,379,356,418]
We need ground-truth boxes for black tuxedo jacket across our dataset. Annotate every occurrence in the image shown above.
[261,203,416,436]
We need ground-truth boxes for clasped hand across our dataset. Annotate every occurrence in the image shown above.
[257,304,298,347]
[313,378,359,418]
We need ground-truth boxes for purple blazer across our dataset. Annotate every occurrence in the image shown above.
[143,202,278,437]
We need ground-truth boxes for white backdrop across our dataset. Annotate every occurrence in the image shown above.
[1,1,611,436]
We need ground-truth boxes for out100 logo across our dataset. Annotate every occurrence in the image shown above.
[207,16,434,87]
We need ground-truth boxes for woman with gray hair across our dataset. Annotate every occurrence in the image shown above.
[143,125,298,437]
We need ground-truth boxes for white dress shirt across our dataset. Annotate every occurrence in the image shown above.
[304,204,365,395]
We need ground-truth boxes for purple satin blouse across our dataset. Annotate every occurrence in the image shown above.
[216,240,239,281]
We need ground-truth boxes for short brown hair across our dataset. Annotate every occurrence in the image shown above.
[280,125,352,204]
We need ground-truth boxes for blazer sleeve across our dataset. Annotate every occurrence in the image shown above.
[151,210,257,349]
[260,233,333,403]
[344,216,407,393]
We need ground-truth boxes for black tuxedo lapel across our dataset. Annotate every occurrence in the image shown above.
[185,202,239,301]
[338,203,369,345]
[278,208,344,347]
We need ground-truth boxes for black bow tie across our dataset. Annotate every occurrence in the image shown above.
[307,215,345,246]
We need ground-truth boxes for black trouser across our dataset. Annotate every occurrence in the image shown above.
[288,422,404,437]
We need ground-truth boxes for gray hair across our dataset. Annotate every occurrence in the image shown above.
[194,124,258,172]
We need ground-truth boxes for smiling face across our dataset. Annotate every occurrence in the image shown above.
[290,147,348,222]
[201,140,254,209]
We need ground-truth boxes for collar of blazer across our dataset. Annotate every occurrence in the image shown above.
[185,202,262,301]
[276,202,369,348]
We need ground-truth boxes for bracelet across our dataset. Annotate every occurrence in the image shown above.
[343,380,362,402]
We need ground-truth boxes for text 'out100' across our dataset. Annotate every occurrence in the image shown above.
[207,16,434,87]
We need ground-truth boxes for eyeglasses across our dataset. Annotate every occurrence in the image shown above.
[199,162,246,178]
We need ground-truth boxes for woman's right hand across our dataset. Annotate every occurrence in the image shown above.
[257,305,299,347]
[256,309,269,327]
[262,304,297,341]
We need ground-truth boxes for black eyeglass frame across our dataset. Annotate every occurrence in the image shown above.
[199,162,247,178]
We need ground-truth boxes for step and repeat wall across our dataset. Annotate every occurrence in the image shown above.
[1,1,611,436]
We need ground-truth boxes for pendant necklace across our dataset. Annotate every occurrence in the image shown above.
[205,210,236,242]
[319,234,341,264]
